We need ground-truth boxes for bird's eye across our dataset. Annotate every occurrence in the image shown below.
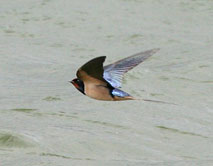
[76,79,81,83]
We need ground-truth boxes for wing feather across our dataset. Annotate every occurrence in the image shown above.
[103,48,159,88]
[77,56,106,82]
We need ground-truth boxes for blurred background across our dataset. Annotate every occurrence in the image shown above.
[0,0,213,165]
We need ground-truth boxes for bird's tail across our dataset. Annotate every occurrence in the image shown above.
[133,97,177,105]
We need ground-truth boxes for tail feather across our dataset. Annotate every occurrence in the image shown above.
[134,98,177,105]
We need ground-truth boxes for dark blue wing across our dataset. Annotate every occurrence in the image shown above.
[103,48,159,88]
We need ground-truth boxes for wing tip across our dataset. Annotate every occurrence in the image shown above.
[92,56,106,62]
[149,48,160,54]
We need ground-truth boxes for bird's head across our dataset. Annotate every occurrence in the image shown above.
[70,78,85,95]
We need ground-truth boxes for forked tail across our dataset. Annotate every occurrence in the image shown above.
[133,97,177,105]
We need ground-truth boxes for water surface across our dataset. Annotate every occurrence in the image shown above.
[1,0,213,165]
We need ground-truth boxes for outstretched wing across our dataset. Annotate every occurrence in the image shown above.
[77,56,107,82]
[103,48,160,88]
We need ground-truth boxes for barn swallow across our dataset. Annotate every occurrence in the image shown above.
[70,48,160,101]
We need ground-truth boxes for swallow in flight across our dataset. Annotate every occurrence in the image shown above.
[70,48,160,101]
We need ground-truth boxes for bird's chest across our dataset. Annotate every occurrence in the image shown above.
[84,83,113,101]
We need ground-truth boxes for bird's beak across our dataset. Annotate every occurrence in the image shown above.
[70,80,80,89]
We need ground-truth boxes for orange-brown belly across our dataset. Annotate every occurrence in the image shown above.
[85,84,114,101]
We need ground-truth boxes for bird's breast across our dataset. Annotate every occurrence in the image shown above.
[84,83,114,101]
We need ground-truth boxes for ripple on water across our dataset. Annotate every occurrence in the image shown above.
[156,126,208,138]
[0,132,36,148]
[10,108,43,117]
[84,119,129,129]
[11,108,37,113]
[43,96,61,101]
